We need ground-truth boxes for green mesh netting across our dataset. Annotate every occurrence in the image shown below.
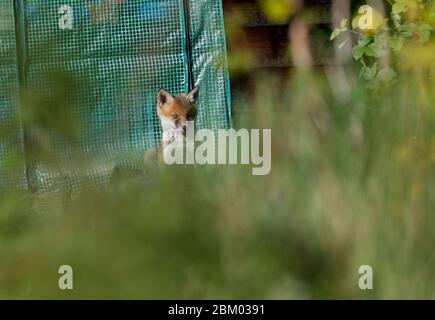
[1,0,231,192]
[188,0,231,131]
[0,1,27,190]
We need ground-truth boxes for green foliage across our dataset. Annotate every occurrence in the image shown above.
[1,69,435,298]
[330,18,349,40]
[332,0,434,89]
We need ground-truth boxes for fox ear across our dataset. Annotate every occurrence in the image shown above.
[186,86,200,104]
[158,88,174,107]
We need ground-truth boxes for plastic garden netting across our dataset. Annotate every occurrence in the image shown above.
[0,0,27,190]
[0,0,231,192]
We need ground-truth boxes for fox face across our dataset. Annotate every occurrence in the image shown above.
[157,87,199,137]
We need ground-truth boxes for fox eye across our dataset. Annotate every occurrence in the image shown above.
[171,113,179,120]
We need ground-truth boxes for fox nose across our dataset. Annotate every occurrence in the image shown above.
[182,125,187,132]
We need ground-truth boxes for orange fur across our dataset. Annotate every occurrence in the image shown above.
[144,87,199,168]
[160,95,198,129]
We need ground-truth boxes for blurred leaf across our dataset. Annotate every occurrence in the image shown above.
[330,28,342,41]
[352,15,360,30]
[365,42,383,58]
[361,63,377,80]
[352,43,366,60]
[415,22,433,42]
[377,67,397,82]
[390,35,405,51]
[258,0,294,24]
[365,77,380,90]
[331,19,349,40]
[398,22,414,37]
[340,18,349,30]
[392,1,409,21]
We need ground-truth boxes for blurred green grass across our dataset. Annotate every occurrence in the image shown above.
[2,45,435,299]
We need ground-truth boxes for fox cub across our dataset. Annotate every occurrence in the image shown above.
[144,86,199,166]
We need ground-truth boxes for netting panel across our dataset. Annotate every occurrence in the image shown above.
[1,0,231,192]
[0,1,27,190]
[24,0,189,191]
[26,0,187,62]
[188,0,231,131]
